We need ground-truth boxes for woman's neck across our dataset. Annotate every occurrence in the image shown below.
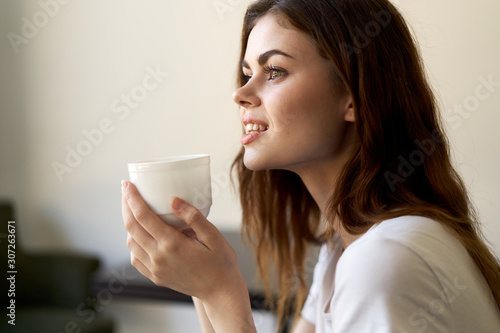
[296,156,363,249]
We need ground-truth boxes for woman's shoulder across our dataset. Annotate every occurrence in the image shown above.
[332,216,500,332]
[363,215,454,243]
[347,215,465,259]
[337,215,473,288]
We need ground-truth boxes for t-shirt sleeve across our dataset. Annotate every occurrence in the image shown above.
[329,237,453,333]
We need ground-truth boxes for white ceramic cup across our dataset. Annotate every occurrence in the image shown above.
[127,154,212,230]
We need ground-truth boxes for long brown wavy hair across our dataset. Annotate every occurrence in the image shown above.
[231,0,500,330]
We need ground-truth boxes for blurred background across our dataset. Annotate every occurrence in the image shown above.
[0,0,499,332]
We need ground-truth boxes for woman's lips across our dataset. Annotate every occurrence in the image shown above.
[240,115,269,145]
[241,131,267,145]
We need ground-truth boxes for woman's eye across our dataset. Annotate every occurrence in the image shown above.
[263,66,286,81]
[242,66,286,83]
[242,72,252,83]
[269,69,283,80]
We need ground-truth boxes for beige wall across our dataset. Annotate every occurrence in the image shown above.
[1,0,499,267]
[1,1,499,332]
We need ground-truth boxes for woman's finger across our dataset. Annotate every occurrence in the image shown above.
[122,188,157,252]
[123,180,181,240]
[127,233,152,267]
[130,252,155,284]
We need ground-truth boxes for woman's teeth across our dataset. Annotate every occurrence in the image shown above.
[245,123,269,134]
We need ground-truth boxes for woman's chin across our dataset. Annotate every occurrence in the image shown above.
[243,152,268,171]
[243,158,262,171]
[243,150,293,172]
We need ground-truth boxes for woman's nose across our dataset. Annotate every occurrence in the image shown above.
[232,83,261,108]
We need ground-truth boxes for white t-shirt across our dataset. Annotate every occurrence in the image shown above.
[301,215,500,332]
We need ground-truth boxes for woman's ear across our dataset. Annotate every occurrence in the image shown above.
[344,99,355,123]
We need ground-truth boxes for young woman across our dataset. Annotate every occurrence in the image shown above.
[122,0,500,332]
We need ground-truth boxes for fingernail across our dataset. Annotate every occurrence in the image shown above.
[171,197,185,210]
[121,180,127,193]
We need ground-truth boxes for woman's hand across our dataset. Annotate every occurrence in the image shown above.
[121,180,242,301]
[121,180,257,332]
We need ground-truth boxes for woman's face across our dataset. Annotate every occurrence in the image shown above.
[233,14,355,174]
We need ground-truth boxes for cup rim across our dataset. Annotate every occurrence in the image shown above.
[127,154,210,171]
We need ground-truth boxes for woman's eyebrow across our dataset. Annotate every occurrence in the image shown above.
[242,49,295,69]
